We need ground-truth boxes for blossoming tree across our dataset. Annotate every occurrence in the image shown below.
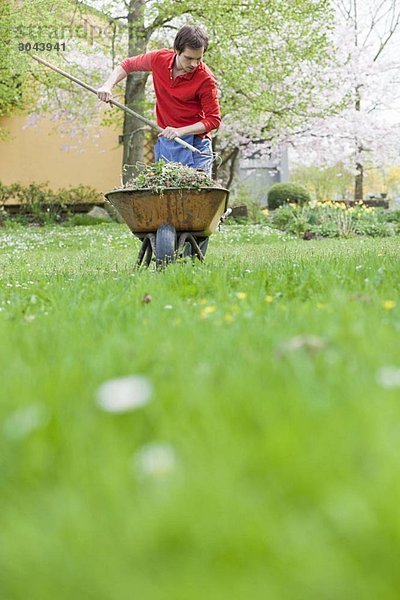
[290,0,400,200]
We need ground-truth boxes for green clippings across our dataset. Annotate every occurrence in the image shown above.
[122,161,220,193]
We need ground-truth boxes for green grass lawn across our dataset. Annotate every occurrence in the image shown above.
[1,222,400,599]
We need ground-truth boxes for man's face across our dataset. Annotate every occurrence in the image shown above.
[176,46,204,73]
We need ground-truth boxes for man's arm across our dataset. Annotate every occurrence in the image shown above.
[97,52,154,103]
[160,79,221,139]
[198,80,221,132]
[97,66,127,103]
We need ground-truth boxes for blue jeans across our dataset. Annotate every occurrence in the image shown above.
[154,135,213,177]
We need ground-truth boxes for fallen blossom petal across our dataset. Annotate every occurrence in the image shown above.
[133,442,177,479]
[376,366,400,390]
[96,376,153,413]
[279,335,326,356]
[4,404,50,440]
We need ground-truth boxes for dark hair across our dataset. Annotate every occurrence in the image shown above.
[173,25,209,53]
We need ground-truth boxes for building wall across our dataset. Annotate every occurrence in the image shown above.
[0,111,124,194]
[238,147,290,207]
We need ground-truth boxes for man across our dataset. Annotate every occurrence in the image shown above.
[97,25,221,177]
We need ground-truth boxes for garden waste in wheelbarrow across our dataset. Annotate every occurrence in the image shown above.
[104,186,230,267]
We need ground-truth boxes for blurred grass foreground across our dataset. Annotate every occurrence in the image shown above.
[1,222,400,599]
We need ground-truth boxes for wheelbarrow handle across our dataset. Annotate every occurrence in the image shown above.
[30,54,207,156]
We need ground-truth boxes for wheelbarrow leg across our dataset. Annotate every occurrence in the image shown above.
[197,237,209,257]
[177,233,205,261]
[136,234,156,268]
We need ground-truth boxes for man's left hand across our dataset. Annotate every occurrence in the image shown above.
[159,126,182,140]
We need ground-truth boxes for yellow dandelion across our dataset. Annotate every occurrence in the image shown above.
[199,298,208,305]
[236,292,247,301]
[224,313,234,323]
[383,300,396,311]
[265,295,274,303]
[200,305,216,319]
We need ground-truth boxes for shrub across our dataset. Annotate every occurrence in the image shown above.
[0,182,105,226]
[269,201,400,238]
[64,214,110,227]
[0,182,102,207]
[267,183,311,210]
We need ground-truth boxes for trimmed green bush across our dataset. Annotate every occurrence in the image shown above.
[267,182,311,210]
[0,182,106,225]
[0,182,102,207]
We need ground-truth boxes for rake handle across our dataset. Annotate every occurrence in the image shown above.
[30,54,205,155]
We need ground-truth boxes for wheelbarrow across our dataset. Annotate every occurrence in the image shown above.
[104,186,230,267]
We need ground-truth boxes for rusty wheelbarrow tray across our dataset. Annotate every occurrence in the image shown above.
[104,186,230,267]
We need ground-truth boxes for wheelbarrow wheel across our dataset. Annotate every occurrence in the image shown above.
[156,224,177,267]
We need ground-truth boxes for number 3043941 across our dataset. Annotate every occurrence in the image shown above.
[18,42,66,51]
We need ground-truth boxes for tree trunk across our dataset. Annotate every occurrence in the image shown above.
[122,0,150,183]
[355,161,363,201]
[211,137,219,180]
[213,136,240,188]
[354,87,363,201]
[226,147,239,189]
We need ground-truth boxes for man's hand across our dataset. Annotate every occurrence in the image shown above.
[159,123,207,138]
[159,126,182,140]
[97,85,113,103]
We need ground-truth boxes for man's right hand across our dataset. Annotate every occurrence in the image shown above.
[97,85,113,103]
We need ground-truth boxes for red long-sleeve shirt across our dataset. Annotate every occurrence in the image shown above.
[120,49,221,134]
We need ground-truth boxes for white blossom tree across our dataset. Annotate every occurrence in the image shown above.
[290,0,400,200]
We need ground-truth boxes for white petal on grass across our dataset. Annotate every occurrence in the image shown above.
[133,443,177,479]
[96,376,153,413]
[279,335,326,357]
[376,366,400,390]
[4,404,50,440]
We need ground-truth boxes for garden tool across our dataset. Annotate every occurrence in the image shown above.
[30,54,212,157]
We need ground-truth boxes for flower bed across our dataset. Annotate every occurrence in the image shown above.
[268,200,400,238]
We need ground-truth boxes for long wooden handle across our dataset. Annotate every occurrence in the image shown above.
[30,54,204,155]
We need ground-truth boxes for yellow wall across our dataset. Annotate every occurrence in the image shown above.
[0,109,123,194]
